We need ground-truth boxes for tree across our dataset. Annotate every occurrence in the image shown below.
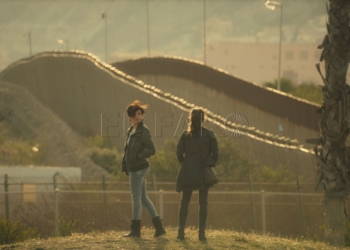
[290,82,323,105]
[307,0,350,246]
[262,78,296,93]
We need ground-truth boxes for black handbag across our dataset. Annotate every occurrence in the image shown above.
[190,136,218,186]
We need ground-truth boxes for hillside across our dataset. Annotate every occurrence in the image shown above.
[0,80,106,180]
[0,228,345,250]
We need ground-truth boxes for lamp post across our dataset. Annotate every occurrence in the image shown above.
[28,31,32,56]
[24,31,32,56]
[146,0,150,57]
[57,39,69,50]
[265,0,283,91]
[102,12,108,62]
[203,0,207,65]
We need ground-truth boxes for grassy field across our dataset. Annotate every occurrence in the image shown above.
[0,227,347,250]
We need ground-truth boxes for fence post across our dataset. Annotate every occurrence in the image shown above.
[53,173,57,190]
[102,175,108,228]
[249,176,257,232]
[152,174,158,210]
[159,189,163,219]
[297,149,305,177]
[54,188,59,237]
[296,176,306,235]
[4,174,9,220]
[261,190,266,234]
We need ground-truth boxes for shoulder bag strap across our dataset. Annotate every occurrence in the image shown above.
[190,135,205,168]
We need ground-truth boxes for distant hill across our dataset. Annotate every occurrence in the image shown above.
[1,0,326,71]
[0,80,107,180]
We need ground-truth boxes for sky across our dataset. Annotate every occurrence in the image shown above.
[0,0,326,71]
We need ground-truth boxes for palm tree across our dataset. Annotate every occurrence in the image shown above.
[310,0,350,246]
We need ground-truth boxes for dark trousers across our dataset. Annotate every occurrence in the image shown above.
[178,188,208,230]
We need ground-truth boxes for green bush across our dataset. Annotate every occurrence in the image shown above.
[290,82,323,105]
[149,138,180,180]
[0,216,38,245]
[256,164,295,183]
[263,78,322,105]
[149,137,258,182]
[0,140,44,165]
[86,135,115,149]
[149,136,296,183]
[86,146,122,175]
[85,133,297,183]
[85,135,124,176]
[0,122,44,165]
[215,137,257,181]
[57,217,77,237]
[262,78,296,93]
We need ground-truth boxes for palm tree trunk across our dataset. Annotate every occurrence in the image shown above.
[314,0,350,246]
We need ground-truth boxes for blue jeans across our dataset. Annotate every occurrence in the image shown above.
[129,167,158,220]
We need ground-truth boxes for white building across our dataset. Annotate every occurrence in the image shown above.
[0,166,81,216]
[207,42,323,85]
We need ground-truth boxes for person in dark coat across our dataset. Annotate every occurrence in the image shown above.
[122,100,166,238]
[175,108,219,241]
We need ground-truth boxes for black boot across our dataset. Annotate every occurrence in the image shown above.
[198,204,207,241]
[177,228,185,240]
[178,199,189,240]
[198,230,207,241]
[124,220,141,237]
[152,216,166,237]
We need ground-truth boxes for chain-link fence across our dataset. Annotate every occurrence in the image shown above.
[0,179,328,240]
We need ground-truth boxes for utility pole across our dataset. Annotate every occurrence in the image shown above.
[102,12,108,62]
[203,0,206,64]
[146,0,150,57]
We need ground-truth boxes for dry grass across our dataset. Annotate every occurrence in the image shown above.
[0,227,348,250]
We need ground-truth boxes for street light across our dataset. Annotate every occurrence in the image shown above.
[146,0,150,57]
[57,39,69,50]
[23,31,32,56]
[102,12,108,62]
[203,0,206,65]
[265,0,283,91]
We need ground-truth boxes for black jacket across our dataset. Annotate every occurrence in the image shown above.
[176,127,219,192]
[122,121,156,172]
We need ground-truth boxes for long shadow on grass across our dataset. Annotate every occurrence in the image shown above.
[130,236,170,250]
[178,238,216,250]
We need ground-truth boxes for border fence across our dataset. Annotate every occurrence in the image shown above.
[0,174,329,239]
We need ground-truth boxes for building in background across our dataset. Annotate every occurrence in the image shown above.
[207,42,322,85]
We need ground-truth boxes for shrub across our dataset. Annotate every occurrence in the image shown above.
[215,137,257,181]
[256,164,295,183]
[0,216,38,245]
[263,78,322,105]
[149,136,296,183]
[0,122,44,165]
[57,217,77,237]
[86,135,115,149]
[262,78,296,93]
[86,146,123,175]
[85,135,124,176]
[290,82,322,105]
[149,138,180,180]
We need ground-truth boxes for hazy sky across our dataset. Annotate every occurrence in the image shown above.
[0,0,326,71]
